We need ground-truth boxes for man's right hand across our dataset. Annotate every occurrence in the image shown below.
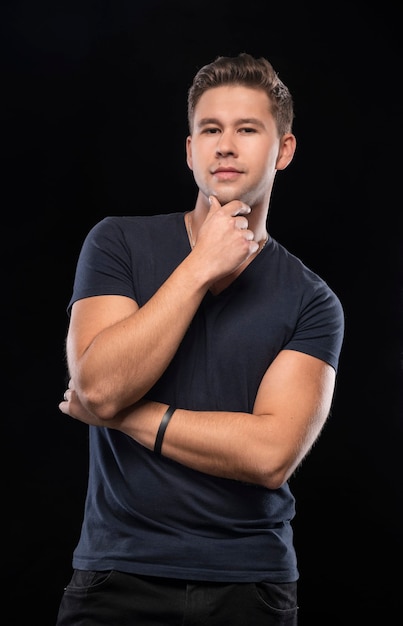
[189,195,259,284]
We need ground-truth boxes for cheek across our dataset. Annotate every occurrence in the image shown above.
[260,147,280,174]
[187,150,204,174]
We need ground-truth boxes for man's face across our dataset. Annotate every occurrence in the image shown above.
[186,85,284,208]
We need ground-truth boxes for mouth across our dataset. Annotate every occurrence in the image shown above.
[212,167,242,181]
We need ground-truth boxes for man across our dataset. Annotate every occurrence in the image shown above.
[56,52,344,625]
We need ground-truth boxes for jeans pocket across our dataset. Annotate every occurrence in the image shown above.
[68,569,114,591]
[253,581,298,614]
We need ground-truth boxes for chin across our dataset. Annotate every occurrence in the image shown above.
[213,191,242,206]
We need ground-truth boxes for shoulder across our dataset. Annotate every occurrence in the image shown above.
[82,213,186,251]
[269,238,343,305]
[268,238,344,368]
[88,213,184,236]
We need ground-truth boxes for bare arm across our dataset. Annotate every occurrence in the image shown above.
[67,198,258,419]
[61,349,336,489]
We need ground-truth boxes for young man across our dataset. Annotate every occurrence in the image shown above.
[56,53,344,625]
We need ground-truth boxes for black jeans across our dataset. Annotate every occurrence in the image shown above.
[56,569,298,625]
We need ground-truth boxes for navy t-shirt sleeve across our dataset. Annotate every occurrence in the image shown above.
[67,217,136,315]
[284,277,344,372]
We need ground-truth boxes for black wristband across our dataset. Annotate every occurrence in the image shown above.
[154,406,176,456]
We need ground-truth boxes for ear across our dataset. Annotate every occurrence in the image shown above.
[276,133,297,171]
[186,135,193,170]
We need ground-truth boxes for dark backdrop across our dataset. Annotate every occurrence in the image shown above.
[3,1,401,624]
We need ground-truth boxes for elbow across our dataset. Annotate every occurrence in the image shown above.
[76,375,144,420]
[75,380,122,421]
[260,468,290,490]
[255,451,298,490]
[71,363,140,420]
[88,401,119,422]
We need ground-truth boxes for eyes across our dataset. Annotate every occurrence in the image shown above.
[201,126,257,135]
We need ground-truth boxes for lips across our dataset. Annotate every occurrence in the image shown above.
[212,167,242,180]
[213,167,241,174]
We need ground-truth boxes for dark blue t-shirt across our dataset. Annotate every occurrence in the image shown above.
[68,213,344,582]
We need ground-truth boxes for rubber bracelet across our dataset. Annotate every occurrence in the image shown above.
[154,406,176,456]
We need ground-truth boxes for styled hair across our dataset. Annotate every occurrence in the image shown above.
[187,52,294,137]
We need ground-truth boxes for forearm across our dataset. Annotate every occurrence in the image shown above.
[118,401,296,489]
[68,256,210,419]
[60,385,275,486]
[116,354,335,489]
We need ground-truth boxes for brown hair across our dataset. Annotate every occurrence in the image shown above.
[187,52,294,137]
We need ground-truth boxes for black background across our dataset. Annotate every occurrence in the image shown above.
[3,1,402,624]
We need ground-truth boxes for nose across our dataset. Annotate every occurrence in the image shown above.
[215,130,237,157]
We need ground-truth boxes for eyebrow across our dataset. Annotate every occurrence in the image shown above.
[196,117,265,129]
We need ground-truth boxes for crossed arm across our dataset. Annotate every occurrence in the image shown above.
[60,200,336,490]
[62,341,335,489]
